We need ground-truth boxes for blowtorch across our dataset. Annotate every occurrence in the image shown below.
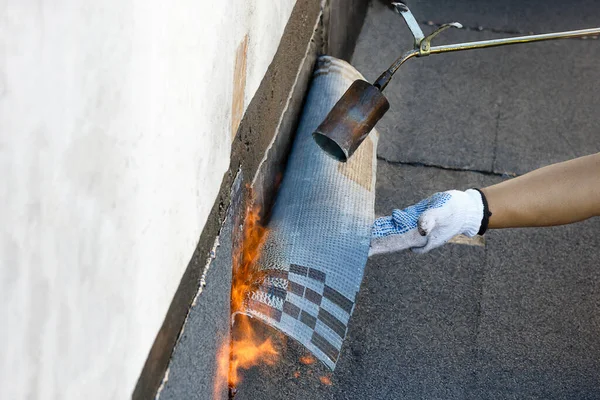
[313,2,600,162]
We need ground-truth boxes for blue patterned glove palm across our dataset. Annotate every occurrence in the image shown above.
[369,190,484,255]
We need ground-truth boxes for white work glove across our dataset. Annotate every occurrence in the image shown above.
[369,189,487,256]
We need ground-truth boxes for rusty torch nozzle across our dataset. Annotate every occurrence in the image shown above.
[313,1,600,162]
[312,80,389,162]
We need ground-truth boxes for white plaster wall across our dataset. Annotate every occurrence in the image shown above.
[0,0,296,398]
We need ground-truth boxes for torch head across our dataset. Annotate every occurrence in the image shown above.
[313,80,389,162]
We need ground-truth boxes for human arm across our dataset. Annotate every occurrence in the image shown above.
[483,153,600,228]
[370,153,600,255]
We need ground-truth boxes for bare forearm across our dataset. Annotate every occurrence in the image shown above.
[482,153,600,229]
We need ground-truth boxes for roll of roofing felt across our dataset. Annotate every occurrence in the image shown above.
[245,55,378,370]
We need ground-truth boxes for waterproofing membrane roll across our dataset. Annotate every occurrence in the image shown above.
[246,56,378,370]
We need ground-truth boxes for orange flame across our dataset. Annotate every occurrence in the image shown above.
[231,204,269,314]
[319,375,332,386]
[227,314,278,389]
[214,338,230,397]
[214,203,279,398]
[299,355,315,365]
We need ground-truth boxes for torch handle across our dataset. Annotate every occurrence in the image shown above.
[374,26,600,91]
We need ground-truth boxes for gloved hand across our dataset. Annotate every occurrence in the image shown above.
[369,189,486,256]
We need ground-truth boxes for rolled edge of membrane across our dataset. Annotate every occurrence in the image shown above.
[242,55,378,370]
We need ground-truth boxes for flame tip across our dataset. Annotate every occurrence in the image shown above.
[216,204,279,395]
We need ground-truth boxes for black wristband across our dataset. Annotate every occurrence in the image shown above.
[472,188,492,236]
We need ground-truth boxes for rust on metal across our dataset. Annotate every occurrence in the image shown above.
[313,2,600,162]
[313,80,389,162]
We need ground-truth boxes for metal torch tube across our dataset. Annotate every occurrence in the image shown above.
[373,50,418,90]
[374,27,600,91]
[429,27,600,54]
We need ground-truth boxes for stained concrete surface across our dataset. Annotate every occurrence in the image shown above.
[237,1,600,399]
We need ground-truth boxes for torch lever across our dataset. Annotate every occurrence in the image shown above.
[392,2,425,47]
[392,2,462,55]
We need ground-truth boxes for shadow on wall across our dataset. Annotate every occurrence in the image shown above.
[327,0,370,61]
